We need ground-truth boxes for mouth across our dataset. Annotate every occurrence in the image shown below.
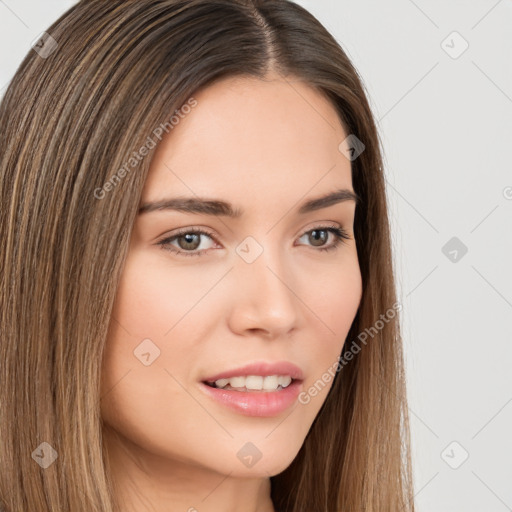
[202,374,300,393]
[200,375,303,418]
[198,361,304,417]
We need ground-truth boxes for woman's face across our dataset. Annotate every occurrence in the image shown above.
[100,73,362,479]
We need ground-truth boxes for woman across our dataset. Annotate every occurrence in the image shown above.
[0,0,415,510]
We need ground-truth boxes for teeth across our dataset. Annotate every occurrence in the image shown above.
[277,376,292,387]
[229,376,245,388]
[263,375,279,390]
[212,375,293,391]
[214,378,230,388]
[245,376,263,389]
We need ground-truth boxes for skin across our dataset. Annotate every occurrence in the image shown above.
[100,71,363,512]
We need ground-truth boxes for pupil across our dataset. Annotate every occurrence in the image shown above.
[310,229,327,246]
[180,233,200,250]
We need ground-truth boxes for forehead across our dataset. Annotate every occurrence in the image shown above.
[142,74,353,205]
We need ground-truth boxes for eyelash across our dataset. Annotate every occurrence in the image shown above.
[156,224,351,258]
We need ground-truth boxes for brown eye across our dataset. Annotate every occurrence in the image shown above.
[297,226,350,252]
[307,229,329,247]
[176,232,201,251]
[157,228,217,257]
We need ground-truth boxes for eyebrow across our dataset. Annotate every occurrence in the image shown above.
[138,188,360,217]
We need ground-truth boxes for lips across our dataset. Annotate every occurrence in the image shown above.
[199,361,305,417]
[200,376,303,417]
[202,361,304,383]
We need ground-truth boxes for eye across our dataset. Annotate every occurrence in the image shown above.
[156,224,351,257]
[157,227,218,257]
[296,225,351,252]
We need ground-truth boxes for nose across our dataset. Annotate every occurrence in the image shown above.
[227,244,299,339]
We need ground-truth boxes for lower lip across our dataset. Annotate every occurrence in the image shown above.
[199,380,303,417]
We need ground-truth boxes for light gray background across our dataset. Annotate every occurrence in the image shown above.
[1,1,511,511]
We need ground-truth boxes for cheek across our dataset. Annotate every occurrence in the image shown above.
[99,251,224,451]
[99,275,210,467]
[302,249,362,339]
[100,250,196,397]
[110,246,230,338]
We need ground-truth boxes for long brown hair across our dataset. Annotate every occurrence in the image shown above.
[0,0,415,510]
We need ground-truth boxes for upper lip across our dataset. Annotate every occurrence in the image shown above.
[202,361,304,383]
